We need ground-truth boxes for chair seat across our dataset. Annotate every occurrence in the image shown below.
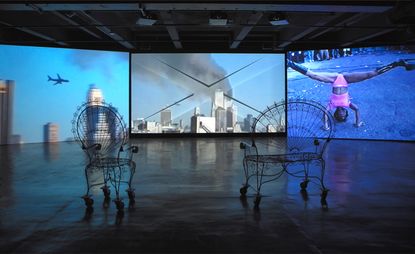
[245,152,322,164]
[92,157,133,168]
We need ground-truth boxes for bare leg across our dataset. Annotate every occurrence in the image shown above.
[343,71,378,83]
[349,102,363,127]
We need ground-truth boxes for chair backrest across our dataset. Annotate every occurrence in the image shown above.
[286,100,334,155]
[72,101,128,160]
[251,100,334,155]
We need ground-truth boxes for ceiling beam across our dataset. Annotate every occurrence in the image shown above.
[278,13,341,48]
[77,11,135,49]
[0,20,68,46]
[0,3,394,13]
[308,13,367,39]
[340,28,396,46]
[230,12,263,49]
[51,11,102,39]
[144,3,393,13]
[159,12,182,49]
[337,14,399,47]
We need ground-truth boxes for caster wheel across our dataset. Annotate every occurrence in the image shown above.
[101,186,111,199]
[321,199,328,211]
[103,198,111,208]
[128,199,136,209]
[300,180,309,190]
[85,206,94,215]
[84,207,94,221]
[126,188,135,200]
[254,195,261,208]
[240,186,248,196]
[114,199,125,211]
[321,188,329,201]
[82,195,94,208]
[116,211,124,225]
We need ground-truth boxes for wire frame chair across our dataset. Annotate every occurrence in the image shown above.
[72,100,138,211]
[240,99,335,208]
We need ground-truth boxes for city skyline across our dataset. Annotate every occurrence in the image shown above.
[132,88,253,134]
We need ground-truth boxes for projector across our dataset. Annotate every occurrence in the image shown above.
[136,14,157,26]
[209,12,228,26]
[269,13,289,26]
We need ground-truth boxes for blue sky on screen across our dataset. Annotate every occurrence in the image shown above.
[0,44,129,143]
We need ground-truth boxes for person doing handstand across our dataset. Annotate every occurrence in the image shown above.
[287,59,410,129]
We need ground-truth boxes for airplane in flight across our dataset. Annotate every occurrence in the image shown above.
[47,74,69,85]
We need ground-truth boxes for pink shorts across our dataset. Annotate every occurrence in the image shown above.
[329,93,350,110]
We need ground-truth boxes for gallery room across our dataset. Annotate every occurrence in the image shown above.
[1,1,414,253]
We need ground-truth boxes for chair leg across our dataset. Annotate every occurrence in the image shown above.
[112,166,125,211]
[240,159,249,197]
[320,159,329,201]
[101,185,111,199]
[125,162,136,201]
[240,185,248,196]
[114,168,121,200]
[253,195,261,209]
[82,166,94,208]
[300,162,310,190]
[84,166,91,196]
[253,163,264,209]
[126,188,135,201]
[240,160,249,196]
[128,162,135,187]
[114,198,124,211]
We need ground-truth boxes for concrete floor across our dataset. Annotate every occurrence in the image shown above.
[0,137,414,253]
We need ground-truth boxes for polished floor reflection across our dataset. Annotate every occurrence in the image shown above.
[0,138,414,253]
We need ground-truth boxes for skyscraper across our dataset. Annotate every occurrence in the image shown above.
[44,122,59,143]
[87,84,103,105]
[85,85,112,143]
[215,107,226,132]
[244,114,253,132]
[211,89,224,117]
[226,105,237,130]
[160,109,171,126]
[0,80,14,145]
[194,107,201,116]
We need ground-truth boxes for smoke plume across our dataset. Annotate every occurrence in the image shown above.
[68,50,128,82]
[132,53,233,103]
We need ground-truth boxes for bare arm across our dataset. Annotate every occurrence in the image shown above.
[349,102,363,127]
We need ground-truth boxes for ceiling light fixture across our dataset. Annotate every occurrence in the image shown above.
[137,4,157,26]
[136,13,158,26]
[209,12,228,26]
[269,13,289,26]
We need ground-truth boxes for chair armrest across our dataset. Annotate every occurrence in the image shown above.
[118,145,139,160]
[82,143,101,151]
[81,143,101,162]
[240,142,258,157]
[240,142,251,150]
[131,146,139,153]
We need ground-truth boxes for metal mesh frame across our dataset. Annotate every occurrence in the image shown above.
[71,100,136,208]
[240,99,335,208]
[72,101,128,160]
